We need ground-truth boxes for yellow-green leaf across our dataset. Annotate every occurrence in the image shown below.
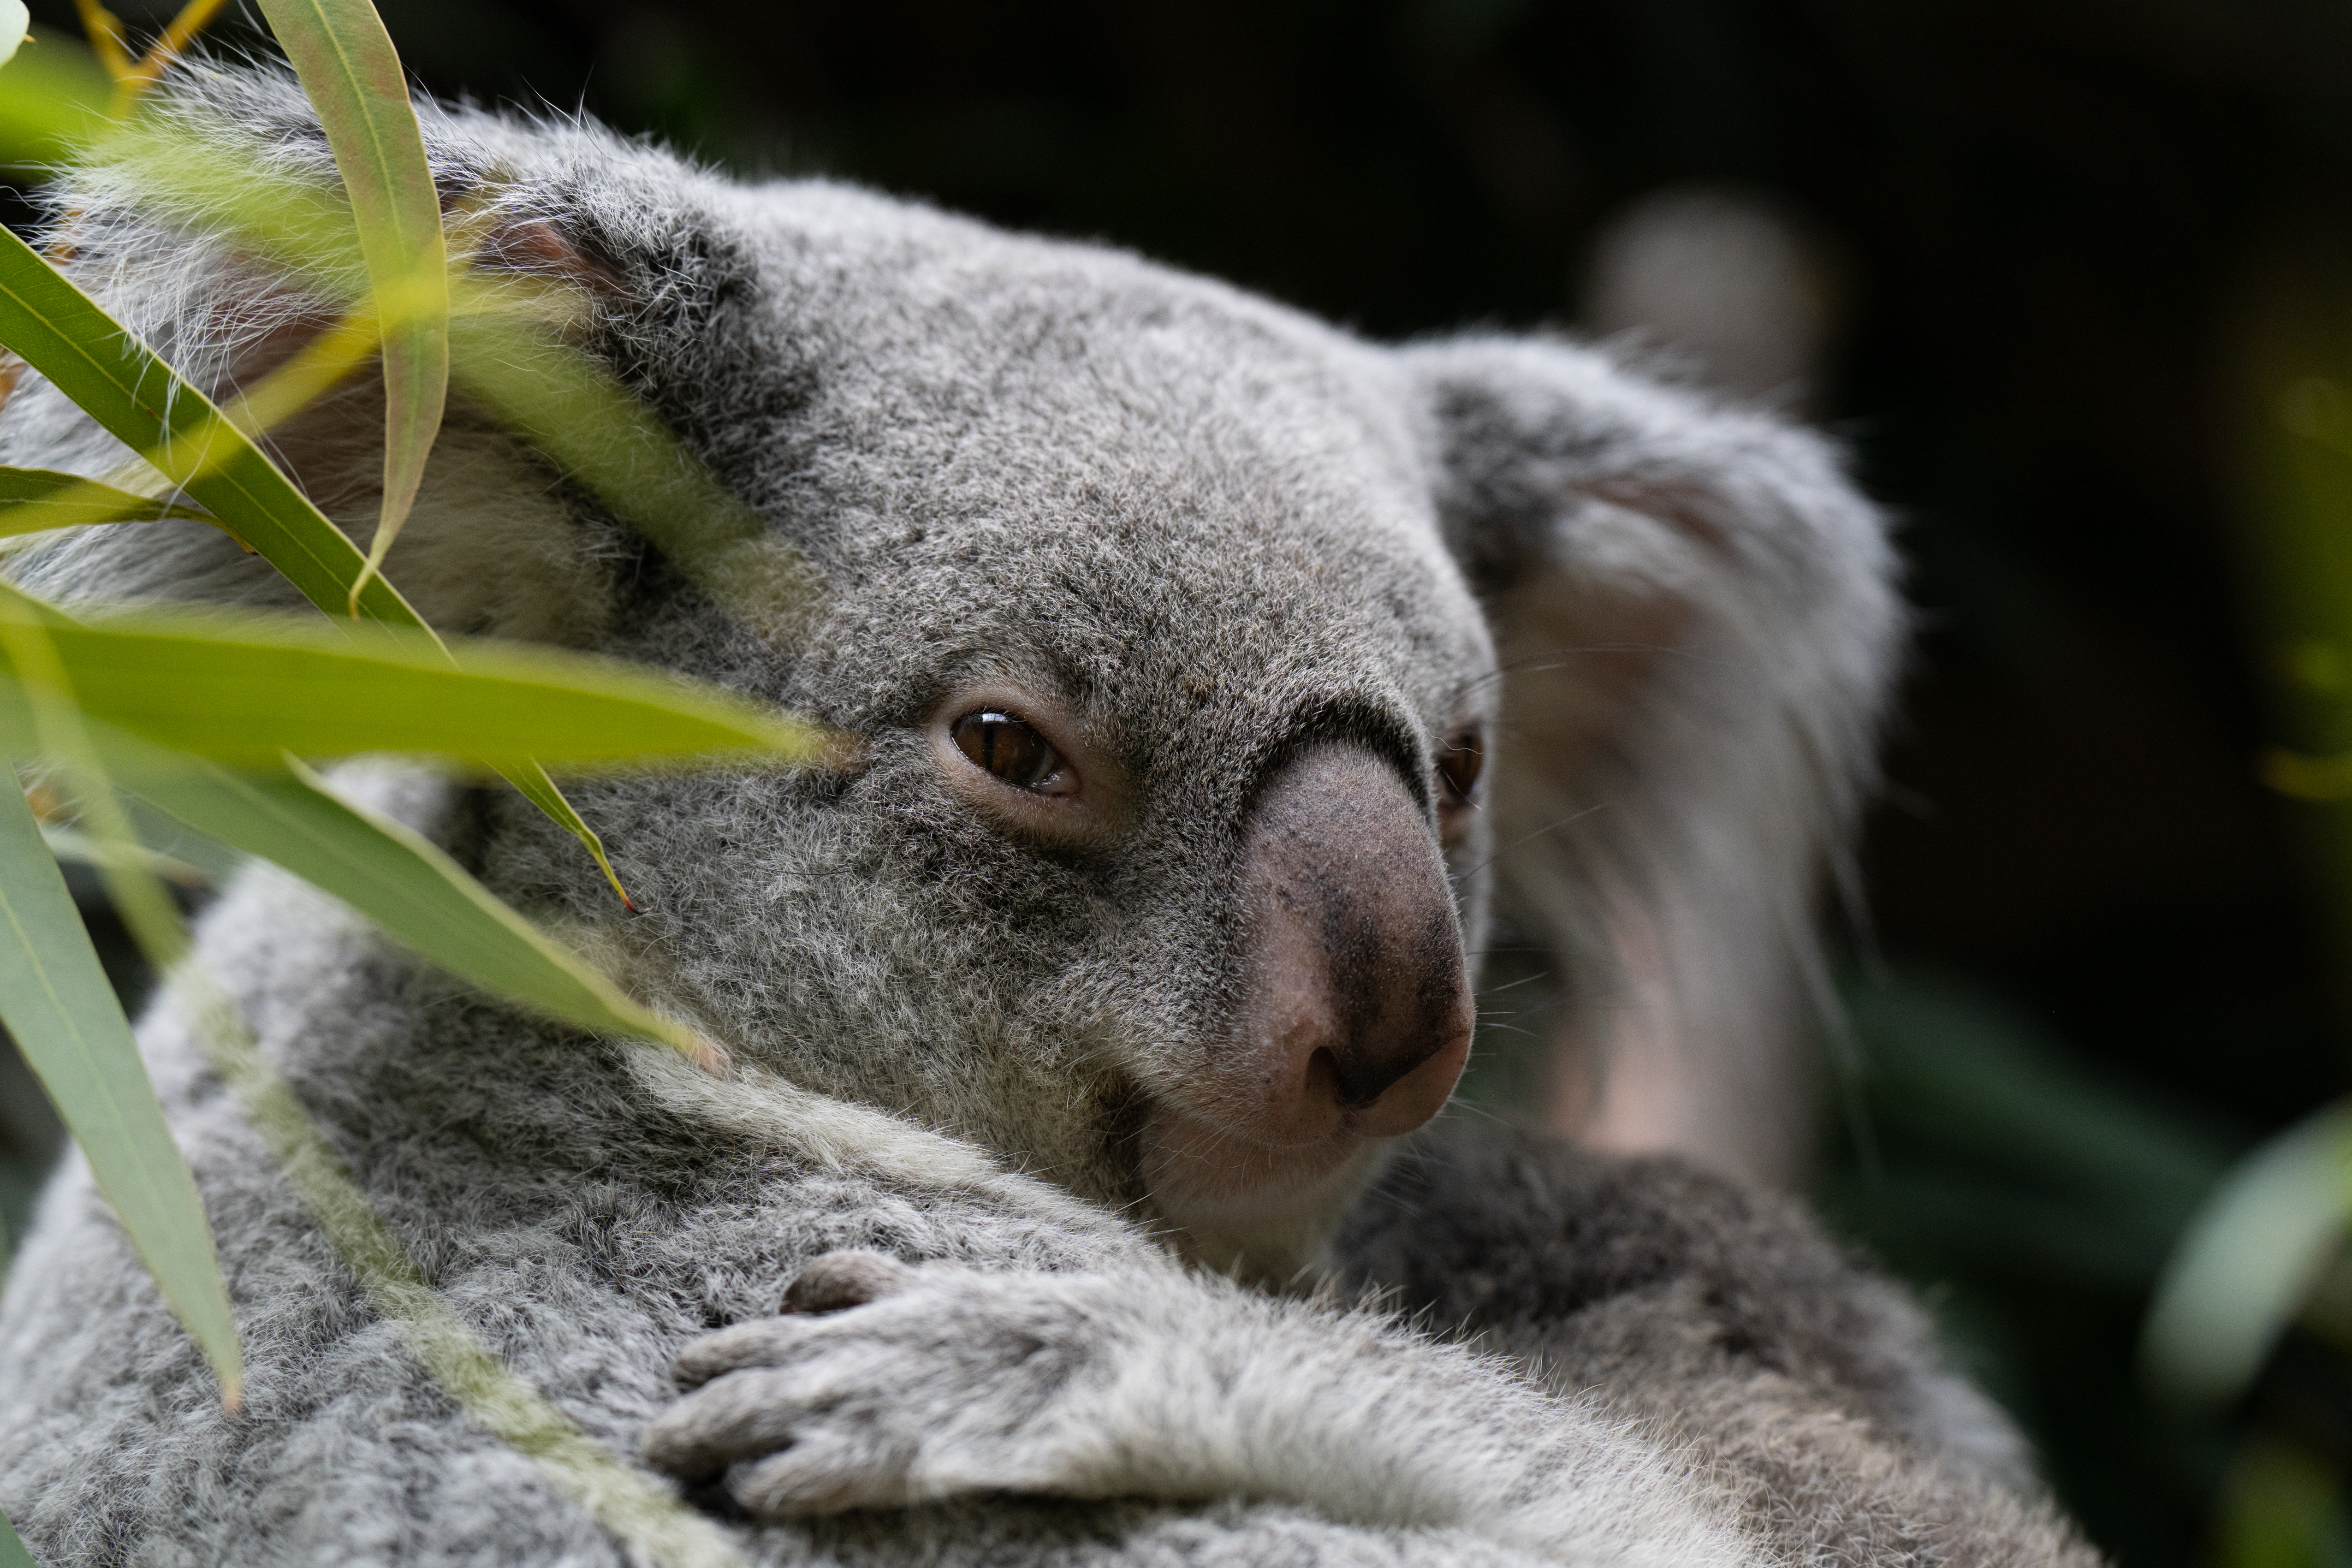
[0,772,240,1403]
[137,748,702,1055]
[0,232,644,885]
[0,223,424,628]
[251,0,447,613]
[0,30,109,172]
[0,604,828,773]
[41,820,210,886]
[0,465,214,534]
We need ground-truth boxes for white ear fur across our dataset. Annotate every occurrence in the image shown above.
[1408,336,1902,1185]
[0,122,623,642]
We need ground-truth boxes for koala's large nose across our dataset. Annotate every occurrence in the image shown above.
[1232,745,1474,1142]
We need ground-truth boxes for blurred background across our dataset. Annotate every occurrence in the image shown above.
[10,0,2352,1561]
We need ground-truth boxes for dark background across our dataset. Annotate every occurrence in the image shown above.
[11,1,2352,1561]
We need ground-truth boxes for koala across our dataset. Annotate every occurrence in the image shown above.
[0,68,2099,1568]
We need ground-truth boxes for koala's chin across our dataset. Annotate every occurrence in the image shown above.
[1139,1109,1405,1283]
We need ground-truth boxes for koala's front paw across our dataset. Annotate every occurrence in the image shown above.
[645,1252,1121,1517]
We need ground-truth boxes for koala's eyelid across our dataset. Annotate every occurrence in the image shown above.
[928,685,1123,841]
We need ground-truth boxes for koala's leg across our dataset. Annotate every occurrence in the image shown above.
[646,1252,1761,1568]
[1334,1128,2106,1568]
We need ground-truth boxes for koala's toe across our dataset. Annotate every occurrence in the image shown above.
[644,1366,832,1479]
[783,1250,917,1315]
[671,1315,828,1388]
[730,1434,911,1518]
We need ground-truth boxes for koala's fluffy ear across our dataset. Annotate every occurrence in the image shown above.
[1404,337,1902,1185]
[0,71,644,644]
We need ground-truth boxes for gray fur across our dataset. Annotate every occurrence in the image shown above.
[0,68,2086,1567]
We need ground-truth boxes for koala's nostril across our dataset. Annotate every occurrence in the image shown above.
[1327,1032,1444,1111]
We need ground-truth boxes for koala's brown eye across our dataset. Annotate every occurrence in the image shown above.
[950,710,1070,792]
[1437,730,1485,808]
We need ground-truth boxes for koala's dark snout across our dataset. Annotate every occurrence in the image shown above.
[1233,746,1474,1141]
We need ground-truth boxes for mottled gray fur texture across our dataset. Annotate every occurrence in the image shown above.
[0,68,2095,1567]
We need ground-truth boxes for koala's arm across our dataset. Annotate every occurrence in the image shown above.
[1335,1128,2106,1568]
[645,1251,1757,1568]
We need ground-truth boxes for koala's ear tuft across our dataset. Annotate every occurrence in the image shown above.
[1404,336,1903,1186]
[467,215,631,302]
[0,75,694,646]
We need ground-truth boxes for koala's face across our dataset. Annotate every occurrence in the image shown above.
[500,184,1501,1265]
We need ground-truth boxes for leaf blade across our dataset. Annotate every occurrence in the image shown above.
[1,1505,34,1568]
[2142,1099,2352,1406]
[0,773,240,1402]
[251,0,447,612]
[106,743,699,1051]
[0,465,216,535]
[0,605,828,772]
[0,224,423,628]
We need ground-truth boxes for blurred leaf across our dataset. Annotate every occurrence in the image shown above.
[0,33,110,169]
[447,311,811,645]
[0,3,27,68]
[252,0,448,612]
[2215,1436,2349,1568]
[0,602,828,773]
[0,224,427,629]
[0,232,659,888]
[41,820,208,886]
[115,0,233,98]
[2143,1098,2352,1408]
[114,740,707,1053]
[81,133,814,646]
[1842,972,2232,1219]
[0,1506,32,1568]
[0,772,239,1403]
[0,466,214,533]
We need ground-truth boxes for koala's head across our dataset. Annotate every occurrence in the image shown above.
[5,71,1900,1273]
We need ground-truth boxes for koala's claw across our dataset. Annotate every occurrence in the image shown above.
[781,1249,916,1315]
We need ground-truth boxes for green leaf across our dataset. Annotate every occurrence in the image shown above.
[0,602,828,773]
[0,772,241,1403]
[121,747,704,1054]
[2142,1098,2352,1407]
[251,0,448,613]
[0,226,636,889]
[0,223,428,629]
[0,465,216,534]
[0,1504,35,1568]
[501,756,635,910]
[41,820,211,887]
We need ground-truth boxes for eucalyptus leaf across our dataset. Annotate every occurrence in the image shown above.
[0,223,425,628]
[0,465,215,534]
[0,603,827,773]
[252,0,449,610]
[0,774,240,1403]
[0,229,625,884]
[0,1504,34,1568]
[0,34,111,170]
[41,820,210,886]
[154,752,702,1053]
